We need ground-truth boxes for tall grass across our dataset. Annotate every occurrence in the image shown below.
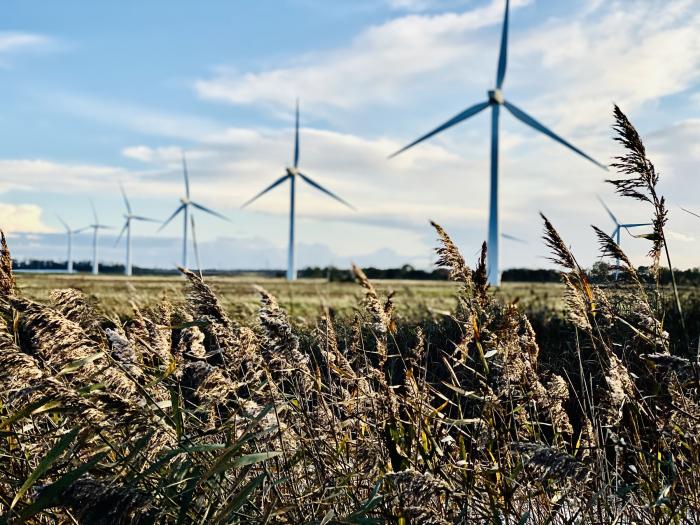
[0,107,698,524]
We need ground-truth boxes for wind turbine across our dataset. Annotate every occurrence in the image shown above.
[115,184,158,276]
[242,100,355,281]
[88,202,111,275]
[56,215,88,273]
[389,0,606,286]
[598,196,651,280]
[159,152,230,271]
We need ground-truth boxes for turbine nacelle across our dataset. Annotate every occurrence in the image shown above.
[285,166,299,177]
[488,89,504,105]
[180,197,190,205]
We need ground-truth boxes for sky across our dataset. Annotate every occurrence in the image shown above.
[1,0,699,271]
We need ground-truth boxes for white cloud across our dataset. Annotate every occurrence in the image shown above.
[194,0,700,135]
[0,32,56,66]
[0,159,146,195]
[513,0,700,131]
[195,0,530,112]
[0,203,53,233]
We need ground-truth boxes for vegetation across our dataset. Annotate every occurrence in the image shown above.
[0,107,698,523]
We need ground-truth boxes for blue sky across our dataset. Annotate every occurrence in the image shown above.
[1,0,699,270]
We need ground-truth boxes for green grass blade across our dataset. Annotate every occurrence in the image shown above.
[10,427,81,509]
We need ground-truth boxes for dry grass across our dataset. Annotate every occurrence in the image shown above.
[0,107,698,524]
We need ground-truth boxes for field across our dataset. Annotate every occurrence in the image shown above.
[14,273,567,322]
[1,109,699,524]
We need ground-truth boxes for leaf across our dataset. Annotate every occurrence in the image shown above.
[16,452,106,523]
[230,451,283,468]
[204,450,282,481]
[11,427,80,509]
[212,473,266,524]
[56,352,104,377]
[170,388,183,439]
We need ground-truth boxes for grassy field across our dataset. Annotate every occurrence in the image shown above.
[14,273,568,322]
[3,110,699,524]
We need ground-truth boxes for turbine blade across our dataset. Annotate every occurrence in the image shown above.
[182,151,191,200]
[294,98,300,168]
[621,223,653,228]
[190,213,202,278]
[596,195,618,225]
[56,214,70,232]
[504,101,608,170]
[114,221,128,246]
[681,206,700,219]
[241,174,290,208]
[496,0,510,89]
[190,201,231,222]
[298,172,356,211]
[120,183,132,214]
[131,215,160,222]
[388,100,490,158]
[73,226,91,234]
[90,200,98,223]
[158,204,186,232]
[501,232,526,243]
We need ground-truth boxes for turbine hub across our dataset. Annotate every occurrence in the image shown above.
[488,89,504,105]
[286,166,298,176]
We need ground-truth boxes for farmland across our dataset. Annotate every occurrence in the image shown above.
[14,273,567,321]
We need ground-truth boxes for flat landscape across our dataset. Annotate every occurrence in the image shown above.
[14,273,567,322]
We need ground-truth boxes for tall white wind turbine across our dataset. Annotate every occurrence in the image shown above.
[56,215,88,274]
[159,152,230,271]
[115,184,158,276]
[598,196,651,280]
[390,0,607,286]
[88,202,111,275]
[242,100,355,281]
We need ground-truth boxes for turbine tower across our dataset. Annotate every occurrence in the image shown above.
[56,215,88,273]
[115,184,158,276]
[88,202,111,276]
[159,152,230,271]
[390,0,606,286]
[598,196,651,280]
[242,100,355,281]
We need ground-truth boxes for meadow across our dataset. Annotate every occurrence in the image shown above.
[0,107,698,524]
[13,273,567,323]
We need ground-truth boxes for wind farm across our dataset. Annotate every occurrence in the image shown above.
[1,1,699,522]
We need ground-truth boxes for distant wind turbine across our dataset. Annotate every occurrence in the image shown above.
[389,0,606,286]
[598,196,651,280]
[88,202,111,276]
[242,100,355,281]
[159,152,230,271]
[115,184,158,276]
[56,215,88,274]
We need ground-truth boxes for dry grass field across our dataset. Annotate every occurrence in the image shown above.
[1,108,698,523]
[14,273,568,322]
